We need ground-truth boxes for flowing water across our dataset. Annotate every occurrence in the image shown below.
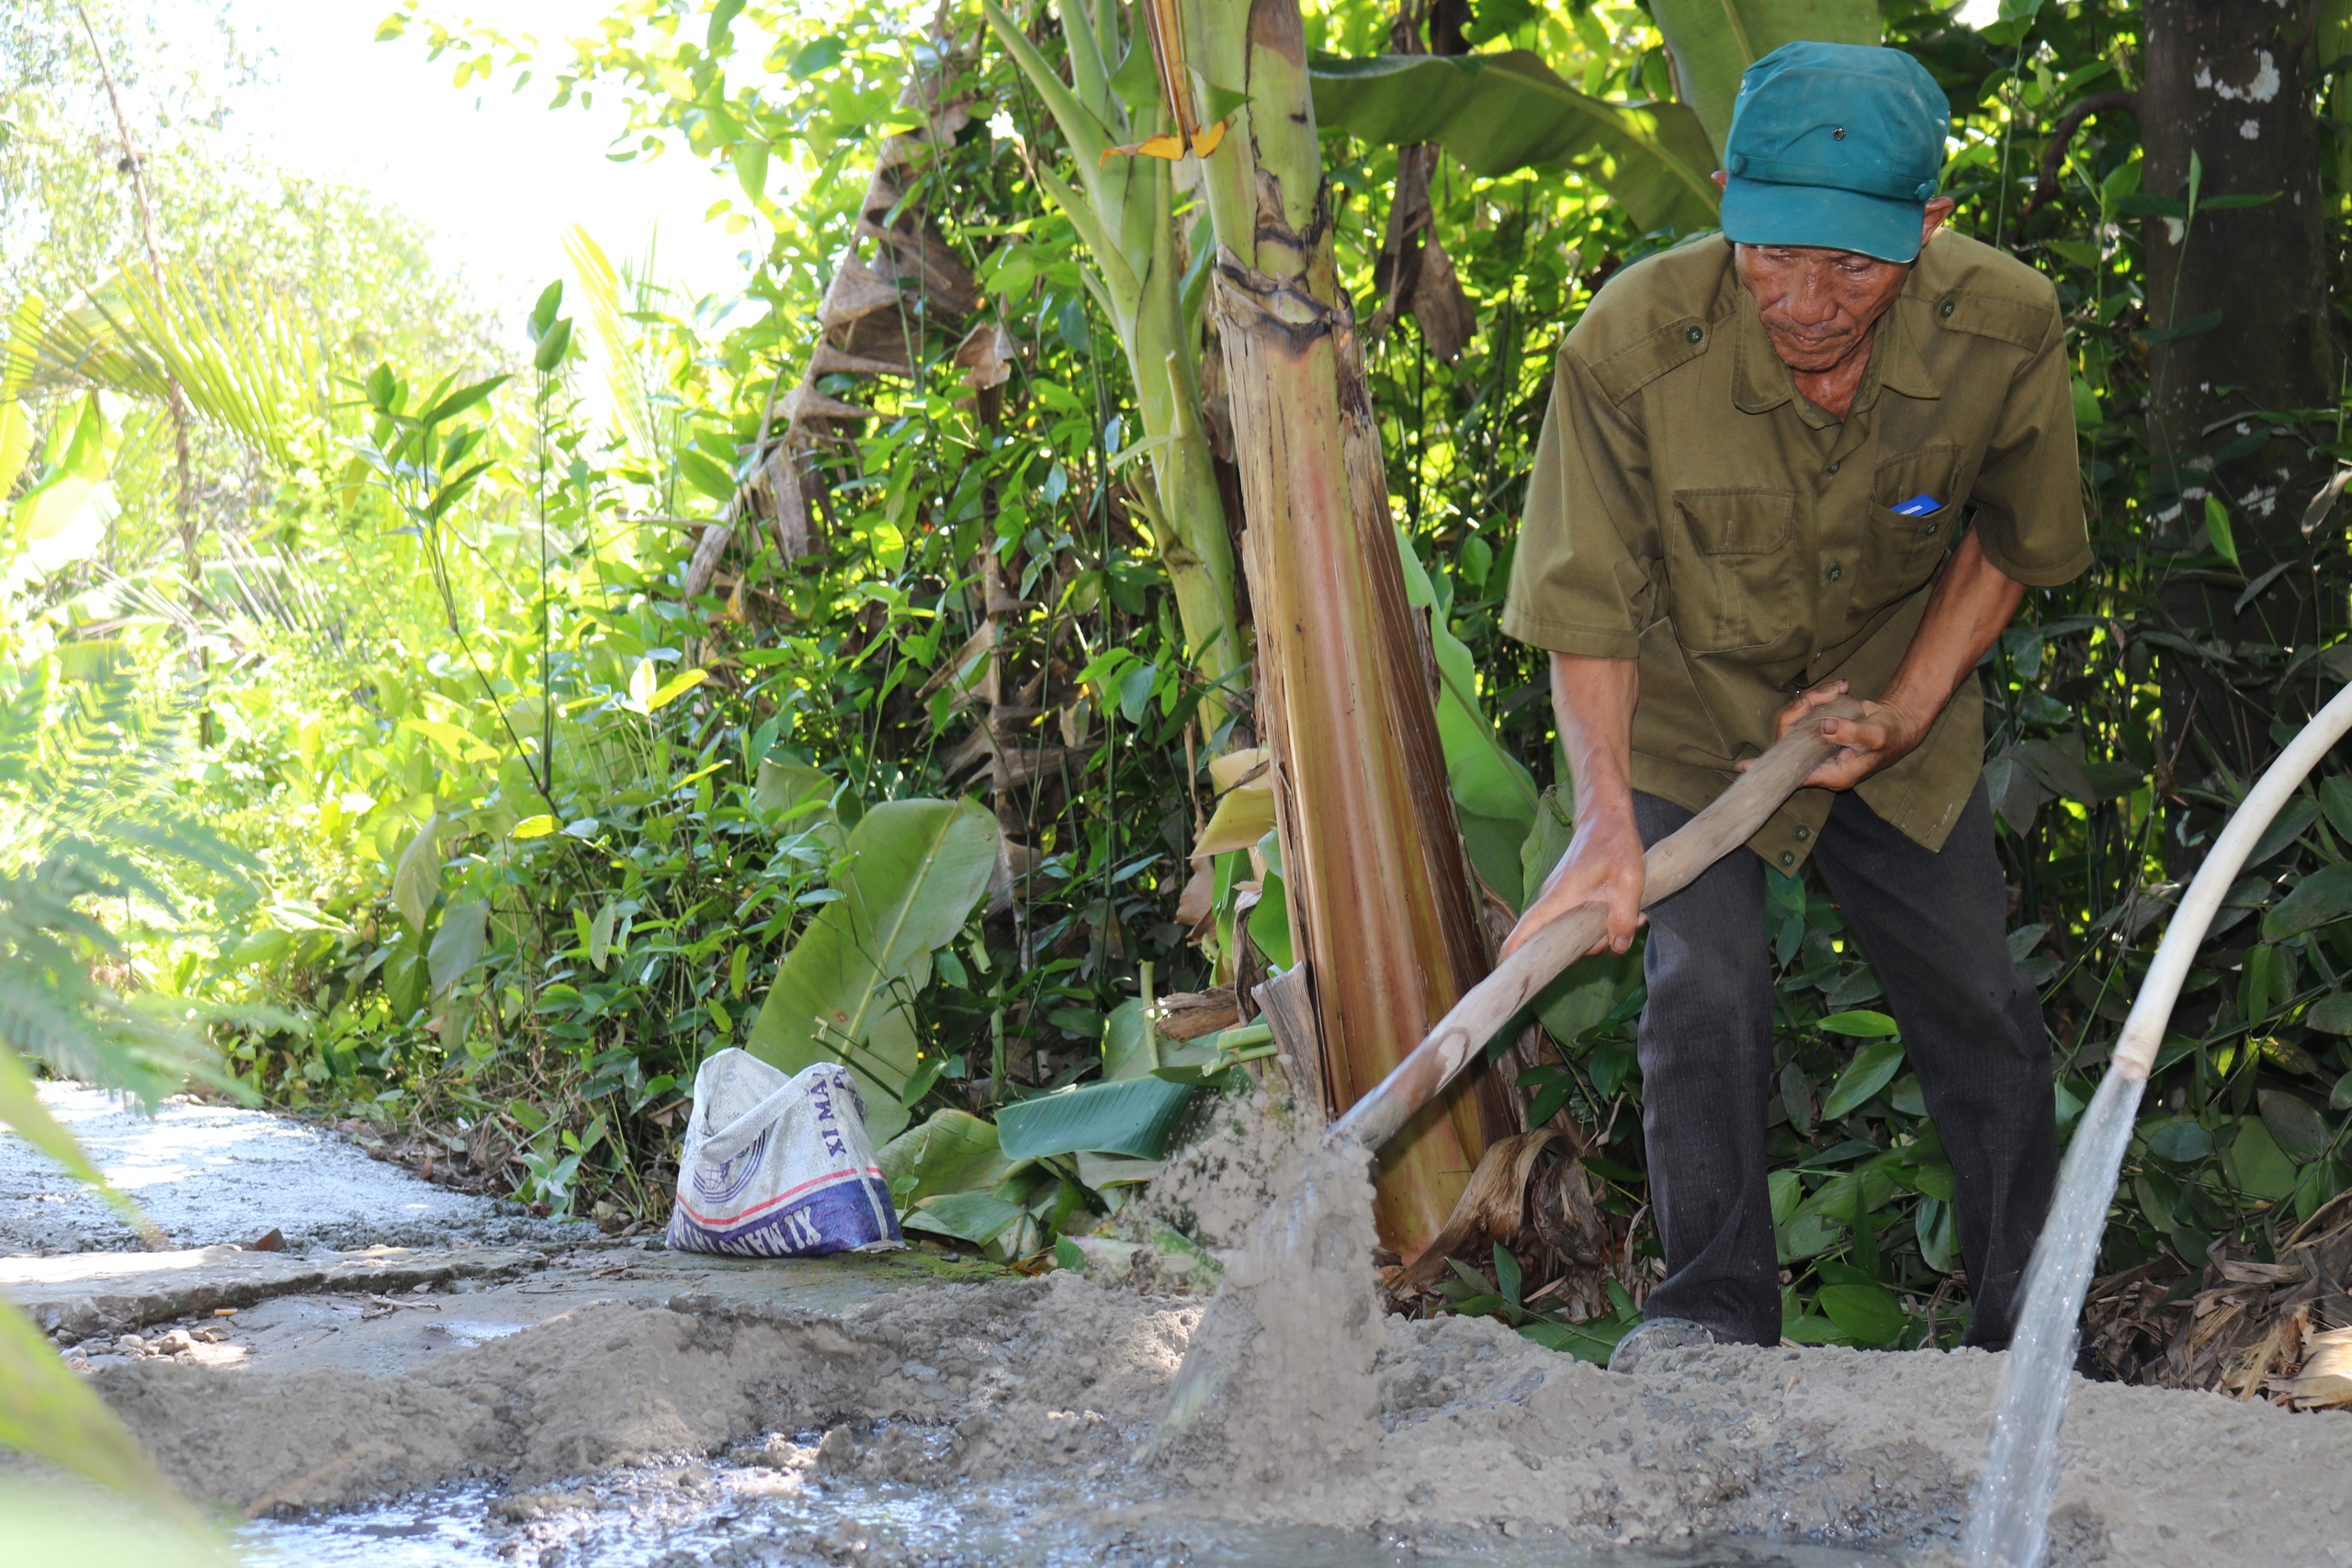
[1958,1071,2145,1568]
[1960,682,2352,1562]
[241,1463,1908,1568]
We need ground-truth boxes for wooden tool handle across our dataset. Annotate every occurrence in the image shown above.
[1324,699,1863,1154]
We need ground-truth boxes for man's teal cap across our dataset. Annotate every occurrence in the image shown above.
[1719,41,1950,263]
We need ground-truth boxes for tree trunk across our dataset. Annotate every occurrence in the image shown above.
[74,4,196,591]
[1186,0,1507,1254]
[2142,0,2342,789]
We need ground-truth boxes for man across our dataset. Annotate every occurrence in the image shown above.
[1499,41,2086,1364]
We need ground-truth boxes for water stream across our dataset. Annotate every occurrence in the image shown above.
[1960,677,2352,1565]
[1956,1072,2142,1568]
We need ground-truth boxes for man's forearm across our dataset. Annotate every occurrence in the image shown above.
[1551,651,1639,828]
[1499,649,1646,956]
[1882,530,2027,719]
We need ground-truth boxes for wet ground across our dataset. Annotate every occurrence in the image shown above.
[9,1085,2352,1568]
[243,1476,1891,1568]
[0,1085,576,1255]
[242,1452,1904,1568]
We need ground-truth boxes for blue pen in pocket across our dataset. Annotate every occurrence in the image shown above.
[1890,493,1940,516]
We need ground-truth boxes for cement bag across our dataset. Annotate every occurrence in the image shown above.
[665,1049,904,1257]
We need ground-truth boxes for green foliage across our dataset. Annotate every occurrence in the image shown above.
[994,1076,1197,1161]
[902,1190,1029,1246]
[2,0,1250,1264]
[1647,0,1881,156]
[746,797,1000,1144]
[4,0,2346,1352]
[1436,1243,1645,1365]
[1309,51,1720,232]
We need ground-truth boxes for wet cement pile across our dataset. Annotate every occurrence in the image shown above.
[93,1260,2352,1566]
[1150,1144,1385,1480]
[28,1078,2352,1564]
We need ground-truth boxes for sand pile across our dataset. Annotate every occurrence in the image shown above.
[58,1077,2352,1564]
[92,1257,2352,1566]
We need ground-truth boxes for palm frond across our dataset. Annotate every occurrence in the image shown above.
[4,264,328,470]
[0,1022,164,1247]
[2,646,252,888]
[0,649,255,1152]
[562,224,669,469]
[0,1294,202,1521]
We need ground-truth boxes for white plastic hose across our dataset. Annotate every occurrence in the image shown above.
[2110,677,2352,1081]
[1966,674,2352,1568]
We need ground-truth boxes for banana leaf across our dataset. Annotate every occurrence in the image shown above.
[902,1191,1027,1246]
[9,264,327,470]
[1390,526,1541,899]
[995,1077,1198,1161]
[1246,869,1294,970]
[752,759,846,854]
[876,1108,1029,1204]
[1102,998,1155,1081]
[747,797,999,1144]
[1309,51,1720,234]
[1518,784,1575,909]
[1075,1152,1164,1189]
[1193,781,1276,856]
[1648,0,1880,158]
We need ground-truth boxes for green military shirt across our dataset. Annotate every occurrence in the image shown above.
[1501,229,2090,873]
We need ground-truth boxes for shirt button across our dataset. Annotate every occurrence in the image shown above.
[1826,564,1843,582]
[1939,299,1956,318]
[1794,825,1812,841]
[1925,522,1939,536]
[1780,851,1796,866]
[1826,461,1841,475]
[1686,323,1704,344]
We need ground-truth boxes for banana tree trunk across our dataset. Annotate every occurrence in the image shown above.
[1182,0,1504,1253]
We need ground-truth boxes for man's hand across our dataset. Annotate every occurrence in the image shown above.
[1748,535,2026,794]
[1502,801,1645,959]
[1758,678,1933,792]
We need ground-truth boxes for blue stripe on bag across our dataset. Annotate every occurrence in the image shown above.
[668,1170,899,1257]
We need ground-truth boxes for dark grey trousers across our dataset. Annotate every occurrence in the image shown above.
[1632,781,2056,1349]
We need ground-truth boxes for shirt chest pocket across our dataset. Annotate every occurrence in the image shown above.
[1860,445,1966,611]
[1667,488,1798,655]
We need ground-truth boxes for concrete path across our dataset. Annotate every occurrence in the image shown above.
[23,1238,1001,1378]
[0,1085,558,1254]
[4,1242,547,1338]
[3,1082,995,1378]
